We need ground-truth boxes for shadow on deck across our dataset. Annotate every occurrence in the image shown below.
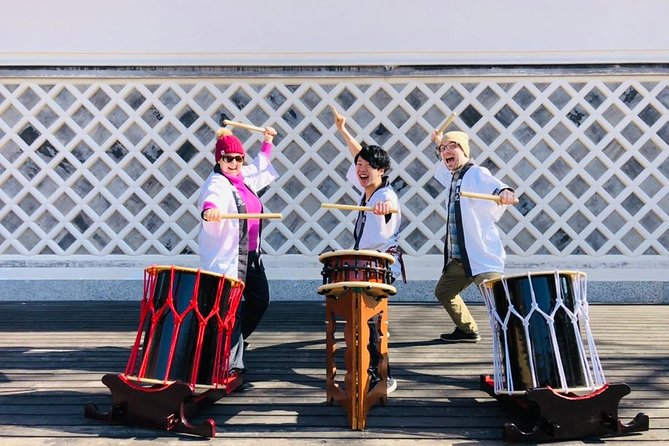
[0,301,666,444]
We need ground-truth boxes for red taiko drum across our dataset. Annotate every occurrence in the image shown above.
[123,265,244,389]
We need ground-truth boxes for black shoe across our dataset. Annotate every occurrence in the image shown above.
[229,367,247,376]
[440,327,481,343]
[369,375,397,395]
[233,381,253,393]
[368,369,380,392]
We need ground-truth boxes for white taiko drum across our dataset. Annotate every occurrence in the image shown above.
[480,271,606,395]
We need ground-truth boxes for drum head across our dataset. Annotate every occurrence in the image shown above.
[318,249,395,264]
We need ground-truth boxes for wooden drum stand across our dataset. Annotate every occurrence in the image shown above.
[317,249,397,430]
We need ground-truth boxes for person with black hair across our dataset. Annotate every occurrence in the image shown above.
[334,112,403,394]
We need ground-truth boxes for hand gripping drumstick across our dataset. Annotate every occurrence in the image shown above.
[460,191,519,205]
[321,203,399,214]
[436,112,457,133]
[220,113,265,133]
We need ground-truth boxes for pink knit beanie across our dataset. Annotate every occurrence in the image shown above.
[214,128,245,162]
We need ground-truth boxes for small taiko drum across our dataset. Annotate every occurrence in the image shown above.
[479,270,606,395]
[317,249,396,297]
[123,265,244,389]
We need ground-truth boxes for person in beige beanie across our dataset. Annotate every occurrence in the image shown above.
[431,129,517,342]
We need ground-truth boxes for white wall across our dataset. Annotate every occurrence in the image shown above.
[2,0,668,66]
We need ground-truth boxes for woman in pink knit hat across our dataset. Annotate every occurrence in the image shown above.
[198,125,279,376]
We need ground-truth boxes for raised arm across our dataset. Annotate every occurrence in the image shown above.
[334,110,362,158]
[260,126,277,158]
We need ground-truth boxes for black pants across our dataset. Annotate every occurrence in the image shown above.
[240,251,270,339]
[368,275,395,380]
[228,251,270,371]
[368,314,392,379]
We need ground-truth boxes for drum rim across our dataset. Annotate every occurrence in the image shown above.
[145,264,244,285]
[121,373,225,390]
[494,384,605,396]
[480,270,586,288]
[317,280,397,295]
[318,249,395,264]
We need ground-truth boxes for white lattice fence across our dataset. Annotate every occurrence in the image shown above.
[1,74,668,269]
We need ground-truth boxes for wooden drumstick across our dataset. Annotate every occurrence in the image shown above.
[321,203,399,214]
[208,212,283,220]
[222,119,265,133]
[330,104,343,120]
[460,191,519,205]
[460,191,500,203]
[436,112,457,133]
[220,113,265,133]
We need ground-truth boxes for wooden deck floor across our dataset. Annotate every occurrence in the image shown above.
[0,301,667,445]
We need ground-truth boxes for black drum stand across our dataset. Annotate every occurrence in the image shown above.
[480,375,649,442]
[85,372,243,437]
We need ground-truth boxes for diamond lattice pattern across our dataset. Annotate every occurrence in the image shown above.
[1,78,668,258]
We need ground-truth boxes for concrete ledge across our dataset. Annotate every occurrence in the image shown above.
[1,278,667,304]
[2,255,668,303]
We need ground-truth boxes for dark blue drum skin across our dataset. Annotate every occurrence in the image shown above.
[491,272,586,391]
[133,268,235,385]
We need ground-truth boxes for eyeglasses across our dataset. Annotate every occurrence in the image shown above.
[222,155,244,163]
[437,142,461,152]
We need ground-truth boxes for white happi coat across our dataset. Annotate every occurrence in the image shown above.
[435,161,510,277]
[198,154,278,278]
[346,164,402,279]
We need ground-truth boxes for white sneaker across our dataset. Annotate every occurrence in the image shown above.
[387,377,397,394]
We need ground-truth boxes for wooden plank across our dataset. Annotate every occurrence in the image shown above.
[0,301,666,444]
